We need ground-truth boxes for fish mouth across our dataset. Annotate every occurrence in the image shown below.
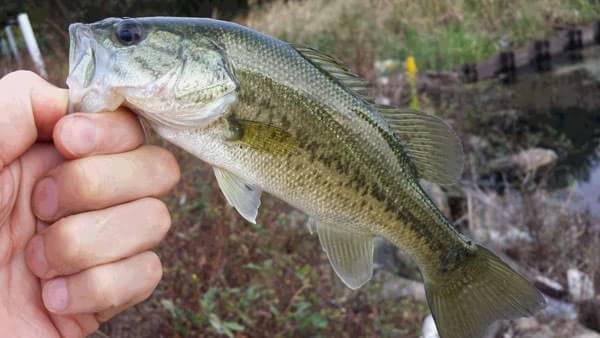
[66,23,123,113]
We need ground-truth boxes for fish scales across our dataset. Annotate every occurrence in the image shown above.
[215,22,462,264]
[230,68,455,262]
[67,17,546,338]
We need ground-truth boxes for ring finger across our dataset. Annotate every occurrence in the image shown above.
[41,251,162,315]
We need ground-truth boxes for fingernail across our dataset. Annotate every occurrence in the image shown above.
[33,177,58,220]
[44,278,69,312]
[27,235,49,275]
[62,116,96,156]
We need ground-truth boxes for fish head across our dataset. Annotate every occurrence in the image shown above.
[67,17,238,128]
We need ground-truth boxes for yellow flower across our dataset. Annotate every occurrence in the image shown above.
[406,56,418,81]
[405,56,419,109]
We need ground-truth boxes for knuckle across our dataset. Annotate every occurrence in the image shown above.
[67,160,102,201]
[47,219,81,269]
[56,319,84,338]
[90,270,120,308]
[95,310,114,323]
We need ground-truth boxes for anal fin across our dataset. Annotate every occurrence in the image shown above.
[315,222,374,289]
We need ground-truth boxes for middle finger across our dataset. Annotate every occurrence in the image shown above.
[26,197,171,279]
[32,145,180,222]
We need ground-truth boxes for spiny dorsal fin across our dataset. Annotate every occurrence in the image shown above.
[293,44,372,99]
[314,221,374,289]
[376,106,464,185]
[213,167,262,223]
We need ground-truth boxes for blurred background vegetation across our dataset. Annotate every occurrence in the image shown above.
[2,1,600,337]
[3,0,600,80]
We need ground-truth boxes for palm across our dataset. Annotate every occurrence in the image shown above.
[0,144,98,338]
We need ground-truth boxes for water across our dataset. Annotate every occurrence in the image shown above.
[481,46,600,216]
[574,157,600,216]
[522,48,600,216]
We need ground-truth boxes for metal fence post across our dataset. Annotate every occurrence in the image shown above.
[0,37,9,59]
[4,25,21,66]
[17,13,47,78]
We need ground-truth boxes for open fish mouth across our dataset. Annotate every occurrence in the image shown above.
[66,23,123,114]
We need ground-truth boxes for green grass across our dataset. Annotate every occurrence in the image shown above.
[243,0,600,73]
[384,24,498,71]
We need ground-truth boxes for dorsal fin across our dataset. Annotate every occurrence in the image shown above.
[293,44,372,99]
[376,106,464,185]
[293,44,463,185]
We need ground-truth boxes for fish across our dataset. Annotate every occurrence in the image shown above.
[66,17,546,338]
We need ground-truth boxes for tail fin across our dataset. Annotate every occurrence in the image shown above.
[424,245,546,338]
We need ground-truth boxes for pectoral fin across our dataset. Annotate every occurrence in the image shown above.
[315,222,374,289]
[213,167,262,224]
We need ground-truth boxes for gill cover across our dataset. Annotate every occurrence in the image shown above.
[122,36,239,129]
[67,18,238,130]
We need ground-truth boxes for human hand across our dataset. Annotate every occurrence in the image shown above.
[0,71,180,338]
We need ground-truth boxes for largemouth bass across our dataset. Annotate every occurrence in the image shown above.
[66,17,545,338]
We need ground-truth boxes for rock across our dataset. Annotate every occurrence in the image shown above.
[512,148,558,172]
[512,317,554,338]
[373,237,397,272]
[542,296,578,320]
[373,238,421,281]
[535,275,567,299]
[511,317,600,338]
[573,332,600,338]
[568,269,595,302]
[380,272,425,301]
[514,317,542,331]
[487,227,534,248]
[488,148,558,173]
[466,187,543,252]
[578,298,600,332]
[421,314,439,338]
[374,59,401,75]
[420,180,450,217]
[421,314,499,338]
[468,135,490,152]
[376,95,391,105]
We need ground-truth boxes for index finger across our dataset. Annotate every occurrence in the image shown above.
[52,108,146,160]
[0,71,68,170]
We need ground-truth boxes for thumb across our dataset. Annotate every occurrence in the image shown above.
[0,71,68,171]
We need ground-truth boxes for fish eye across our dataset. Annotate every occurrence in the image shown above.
[115,19,144,46]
